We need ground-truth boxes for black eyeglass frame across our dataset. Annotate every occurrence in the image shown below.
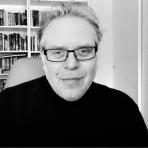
[43,43,98,62]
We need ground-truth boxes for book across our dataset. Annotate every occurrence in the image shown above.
[2,33,27,51]
[0,79,6,92]
[0,9,4,26]
[32,10,39,26]
[4,34,9,51]
[0,33,3,51]
[0,54,27,74]
[0,9,28,26]
[22,10,27,25]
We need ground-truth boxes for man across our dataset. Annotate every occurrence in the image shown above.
[0,3,148,147]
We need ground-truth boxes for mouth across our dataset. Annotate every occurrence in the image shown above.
[61,77,83,81]
[59,77,84,88]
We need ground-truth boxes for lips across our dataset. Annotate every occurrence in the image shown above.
[57,71,86,80]
[57,72,85,88]
[61,77,83,80]
[59,77,84,88]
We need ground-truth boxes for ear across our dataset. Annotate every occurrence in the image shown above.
[40,51,47,73]
[40,51,45,62]
[95,52,100,72]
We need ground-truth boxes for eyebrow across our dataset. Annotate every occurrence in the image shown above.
[44,42,97,50]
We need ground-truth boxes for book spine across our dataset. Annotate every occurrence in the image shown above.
[3,10,7,26]
[8,12,11,26]
[2,33,28,52]
[32,10,39,26]
[0,79,6,92]
[0,33,3,51]
[0,10,4,26]
[0,10,28,26]
[24,10,27,25]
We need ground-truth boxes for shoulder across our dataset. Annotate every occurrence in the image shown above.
[4,76,46,90]
[92,82,136,103]
[91,82,139,113]
[92,82,148,132]
[0,76,48,100]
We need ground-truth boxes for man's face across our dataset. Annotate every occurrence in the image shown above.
[40,16,98,101]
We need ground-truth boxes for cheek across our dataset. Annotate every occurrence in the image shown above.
[42,56,60,82]
[46,65,59,82]
[84,59,97,81]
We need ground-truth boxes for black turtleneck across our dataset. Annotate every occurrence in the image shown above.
[0,76,148,146]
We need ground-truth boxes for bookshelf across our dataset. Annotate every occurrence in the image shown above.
[0,0,88,92]
[0,0,27,91]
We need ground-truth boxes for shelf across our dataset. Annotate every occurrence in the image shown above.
[0,0,26,6]
[31,26,40,29]
[31,51,40,53]
[0,53,27,58]
[0,26,27,31]
[0,74,8,80]
[0,73,8,76]
[0,51,28,53]
[31,0,88,6]
[31,26,40,31]
[30,0,63,6]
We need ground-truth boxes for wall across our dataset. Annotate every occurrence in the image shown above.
[112,0,138,104]
[91,0,138,104]
[90,0,113,88]
[142,0,148,129]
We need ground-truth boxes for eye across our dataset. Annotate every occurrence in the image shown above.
[53,50,63,55]
[51,50,65,58]
[78,48,93,56]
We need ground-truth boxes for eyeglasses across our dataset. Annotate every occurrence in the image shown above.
[43,43,98,62]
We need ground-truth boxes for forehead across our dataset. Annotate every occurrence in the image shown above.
[41,16,97,48]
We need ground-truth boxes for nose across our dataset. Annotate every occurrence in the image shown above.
[63,52,79,70]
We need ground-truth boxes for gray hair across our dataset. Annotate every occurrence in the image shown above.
[38,3,102,43]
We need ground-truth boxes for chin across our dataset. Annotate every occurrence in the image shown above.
[52,78,92,102]
[52,79,87,102]
[59,90,83,102]
[62,97,81,102]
